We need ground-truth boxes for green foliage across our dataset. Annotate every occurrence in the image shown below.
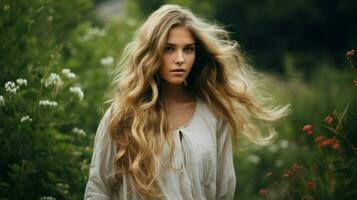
[131,0,357,72]
[0,0,137,199]
[233,64,357,199]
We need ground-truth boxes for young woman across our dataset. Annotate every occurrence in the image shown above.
[84,4,290,200]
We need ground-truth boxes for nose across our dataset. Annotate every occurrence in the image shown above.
[175,50,184,65]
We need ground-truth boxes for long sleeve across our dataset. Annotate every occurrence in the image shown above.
[84,107,118,200]
[216,119,236,200]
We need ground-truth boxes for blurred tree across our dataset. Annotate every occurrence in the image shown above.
[130,0,357,73]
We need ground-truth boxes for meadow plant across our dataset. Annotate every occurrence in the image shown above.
[257,50,357,200]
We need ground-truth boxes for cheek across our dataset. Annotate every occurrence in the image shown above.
[162,54,174,67]
[187,54,196,71]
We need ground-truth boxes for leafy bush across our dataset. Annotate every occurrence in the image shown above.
[0,0,137,199]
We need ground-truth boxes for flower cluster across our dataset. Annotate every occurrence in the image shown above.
[0,95,4,106]
[62,68,76,79]
[346,49,356,85]
[79,26,106,42]
[100,56,114,66]
[5,81,19,94]
[20,115,32,123]
[314,135,340,150]
[346,49,355,58]
[73,127,86,137]
[39,100,58,107]
[39,196,56,200]
[56,183,69,194]
[259,188,269,197]
[16,78,27,86]
[4,79,28,94]
[69,86,84,100]
[282,163,303,179]
[302,122,341,150]
[44,73,62,87]
[302,124,313,135]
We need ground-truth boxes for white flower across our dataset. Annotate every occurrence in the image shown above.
[247,154,260,164]
[16,78,28,86]
[62,68,76,79]
[56,183,69,194]
[20,115,32,123]
[280,139,289,149]
[100,56,114,66]
[73,127,87,137]
[47,16,53,22]
[39,100,58,107]
[79,27,106,42]
[268,144,278,153]
[5,81,19,94]
[69,86,84,100]
[44,73,62,87]
[39,196,56,200]
[0,95,4,106]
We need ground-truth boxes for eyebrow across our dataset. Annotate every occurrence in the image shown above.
[166,43,195,47]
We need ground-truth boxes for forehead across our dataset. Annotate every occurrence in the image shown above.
[166,26,195,44]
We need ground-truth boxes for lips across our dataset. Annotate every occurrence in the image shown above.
[170,69,185,72]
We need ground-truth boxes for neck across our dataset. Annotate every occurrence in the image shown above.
[159,81,193,104]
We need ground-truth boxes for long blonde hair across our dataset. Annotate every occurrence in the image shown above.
[108,4,291,199]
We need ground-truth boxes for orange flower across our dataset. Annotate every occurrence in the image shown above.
[302,124,313,135]
[305,180,316,190]
[259,188,269,196]
[324,115,333,125]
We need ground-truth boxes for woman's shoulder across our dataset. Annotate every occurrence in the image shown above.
[196,98,220,125]
[97,103,116,129]
[196,98,229,128]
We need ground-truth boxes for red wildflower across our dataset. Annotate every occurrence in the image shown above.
[283,170,293,178]
[331,139,340,150]
[292,163,302,173]
[346,49,355,58]
[314,135,325,144]
[331,142,340,150]
[302,124,313,135]
[320,138,334,147]
[305,180,316,190]
[259,188,269,196]
[324,115,333,125]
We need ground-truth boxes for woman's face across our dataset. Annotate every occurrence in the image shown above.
[159,25,196,85]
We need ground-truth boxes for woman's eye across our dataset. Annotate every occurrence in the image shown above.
[164,46,174,53]
[184,47,195,53]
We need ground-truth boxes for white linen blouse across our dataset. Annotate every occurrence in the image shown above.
[84,99,236,200]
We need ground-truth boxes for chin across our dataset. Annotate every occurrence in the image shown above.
[167,79,185,85]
